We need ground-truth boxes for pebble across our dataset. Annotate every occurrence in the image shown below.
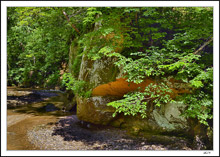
[8,88,193,150]
[27,115,192,150]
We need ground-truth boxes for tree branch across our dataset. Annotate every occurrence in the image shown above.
[181,37,213,71]
[62,10,80,34]
[193,37,213,55]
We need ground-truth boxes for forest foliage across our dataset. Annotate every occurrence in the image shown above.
[7,7,213,126]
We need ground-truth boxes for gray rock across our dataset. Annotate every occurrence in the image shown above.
[77,96,118,125]
[44,103,59,112]
[152,102,189,132]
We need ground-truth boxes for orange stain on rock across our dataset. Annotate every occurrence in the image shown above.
[92,78,154,97]
[92,77,190,98]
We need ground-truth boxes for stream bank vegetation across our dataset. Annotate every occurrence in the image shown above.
[7,7,213,138]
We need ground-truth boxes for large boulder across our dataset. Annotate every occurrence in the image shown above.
[76,52,192,135]
[110,101,190,135]
[76,54,120,124]
[76,96,119,125]
[73,50,212,149]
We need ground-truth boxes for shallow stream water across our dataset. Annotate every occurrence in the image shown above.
[7,87,72,150]
[6,87,192,150]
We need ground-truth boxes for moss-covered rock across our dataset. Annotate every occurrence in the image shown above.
[76,52,190,135]
[109,102,190,136]
[76,96,118,125]
[78,54,119,91]
[76,54,120,125]
[68,39,81,78]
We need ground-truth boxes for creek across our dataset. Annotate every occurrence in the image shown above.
[6,87,192,150]
[7,87,73,150]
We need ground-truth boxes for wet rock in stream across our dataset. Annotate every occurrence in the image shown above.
[7,89,59,108]
[41,103,60,112]
[27,115,192,150]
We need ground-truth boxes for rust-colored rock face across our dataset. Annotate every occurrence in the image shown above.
[92,78,154,97]
[92,77,191,99]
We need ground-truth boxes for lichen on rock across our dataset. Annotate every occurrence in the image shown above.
[76,96,119,125]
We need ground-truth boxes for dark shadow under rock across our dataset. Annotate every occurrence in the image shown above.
[51,115,193,150]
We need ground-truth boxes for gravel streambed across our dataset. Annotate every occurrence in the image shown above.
[27,115,192,150]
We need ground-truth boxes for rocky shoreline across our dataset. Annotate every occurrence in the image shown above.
[27,115,192,150]
[7,87,194,150]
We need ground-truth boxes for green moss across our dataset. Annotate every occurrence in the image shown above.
[62,73,92,98]
[72,55,82,78]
